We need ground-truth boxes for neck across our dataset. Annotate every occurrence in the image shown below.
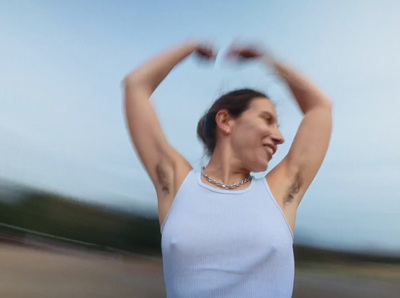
[205,145,250,185]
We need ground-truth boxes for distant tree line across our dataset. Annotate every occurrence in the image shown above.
[0,187,161,256]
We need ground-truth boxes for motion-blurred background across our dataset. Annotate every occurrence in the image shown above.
[1,1,399,297]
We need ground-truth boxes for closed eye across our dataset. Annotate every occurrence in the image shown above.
[262,116,274,125]
[260,111,280,127]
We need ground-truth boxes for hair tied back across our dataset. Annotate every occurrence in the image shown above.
[204,112,215,138]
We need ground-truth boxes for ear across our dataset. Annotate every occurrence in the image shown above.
[215,110,233,134]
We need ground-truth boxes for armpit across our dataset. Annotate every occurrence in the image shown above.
[286,173,303,203]
[156,163,171,195]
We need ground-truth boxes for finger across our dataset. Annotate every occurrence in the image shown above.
[200,44,218,57]
[200,51,217,60]
[195,51,216,63]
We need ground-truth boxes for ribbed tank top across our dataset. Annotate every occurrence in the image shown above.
[161,169,294,298]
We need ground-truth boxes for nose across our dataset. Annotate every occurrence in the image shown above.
[271,128,284,145]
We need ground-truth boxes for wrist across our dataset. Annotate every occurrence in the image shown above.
[182,39,202,53]
[261,52,277,68]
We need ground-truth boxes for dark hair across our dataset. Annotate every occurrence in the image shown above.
[197,88,268,156]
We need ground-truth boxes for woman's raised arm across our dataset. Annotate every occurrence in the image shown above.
[227,45,332,207]
[267,55,333,206]
[124,41,215,194]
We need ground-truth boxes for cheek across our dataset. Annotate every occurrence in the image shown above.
[238,131,263,152]
[232,122,264,149]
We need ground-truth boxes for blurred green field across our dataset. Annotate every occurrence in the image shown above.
[1,243,399,298]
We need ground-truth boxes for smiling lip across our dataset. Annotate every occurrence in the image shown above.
[263,144,277,156]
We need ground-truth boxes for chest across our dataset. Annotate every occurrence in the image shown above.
[162,192,293,265]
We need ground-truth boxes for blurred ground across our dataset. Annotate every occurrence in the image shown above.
[1,243,399,298]
[293,263,400,298]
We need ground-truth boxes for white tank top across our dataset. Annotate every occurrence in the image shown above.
[161,169,294,298]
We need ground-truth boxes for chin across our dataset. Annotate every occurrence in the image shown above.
[251,163,269,173]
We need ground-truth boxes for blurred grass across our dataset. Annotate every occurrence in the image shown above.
[297,261,400,281]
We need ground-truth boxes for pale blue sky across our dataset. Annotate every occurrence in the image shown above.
[1,1,399,255]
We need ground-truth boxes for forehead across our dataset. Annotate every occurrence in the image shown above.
[246,97,278,117]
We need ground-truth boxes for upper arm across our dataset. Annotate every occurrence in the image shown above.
[124,78,190,193]
[268,102,333,205]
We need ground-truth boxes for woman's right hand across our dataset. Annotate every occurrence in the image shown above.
[193,42,217,61]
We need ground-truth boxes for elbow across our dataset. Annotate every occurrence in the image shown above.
[123,71,153,95]
[122,73,140,111]
[324,96,333,109]
[314,92,333,109]
[123,73,152,114]
[314,95,333,111]
[303,96,333,117]
[124,71,141,89]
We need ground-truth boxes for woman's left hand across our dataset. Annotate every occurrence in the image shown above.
[225,44,277,67]
[225,44,266,59]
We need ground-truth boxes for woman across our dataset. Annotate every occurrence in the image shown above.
[124,41,332,298]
